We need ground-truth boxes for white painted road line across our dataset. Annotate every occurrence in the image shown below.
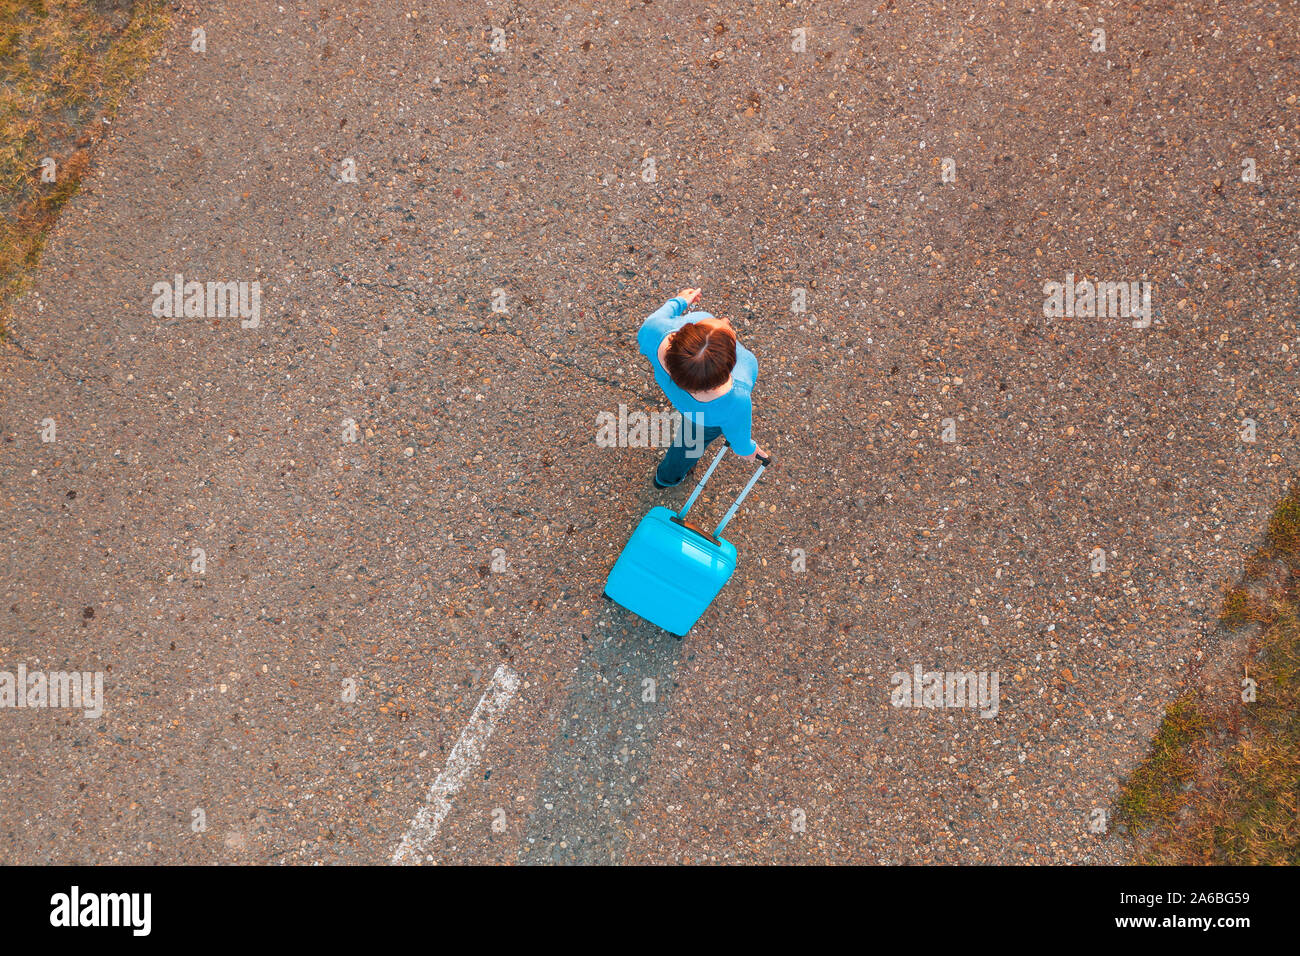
[391,664,521,865]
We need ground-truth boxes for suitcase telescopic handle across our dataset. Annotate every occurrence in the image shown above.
[713,448,772,537]
[676,441,730,519]
[676,440,774,535]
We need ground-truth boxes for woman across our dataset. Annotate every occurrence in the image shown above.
[637,287,768,488]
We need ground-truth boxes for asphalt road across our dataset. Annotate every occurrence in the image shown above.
[1,0,1296,864]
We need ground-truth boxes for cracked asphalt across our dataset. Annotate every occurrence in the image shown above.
[1,0,1297,864]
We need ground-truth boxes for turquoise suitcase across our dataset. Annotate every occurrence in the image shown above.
[604,442,773,637]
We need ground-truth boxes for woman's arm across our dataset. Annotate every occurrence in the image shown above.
[720,393,762,458]
[636,288,702,357]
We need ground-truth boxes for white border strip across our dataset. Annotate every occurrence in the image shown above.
[391,664,520,865]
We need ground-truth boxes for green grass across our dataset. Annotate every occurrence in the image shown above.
[1116,482,1300,864]
[1114,698,1209,826]
[0,0,170,336]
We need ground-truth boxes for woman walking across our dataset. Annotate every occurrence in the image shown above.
[637,288,768,487]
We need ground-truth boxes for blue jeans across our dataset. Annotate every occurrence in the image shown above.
[655,416,723,486]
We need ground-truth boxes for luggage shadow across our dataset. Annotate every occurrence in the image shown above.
[518,611,686,865]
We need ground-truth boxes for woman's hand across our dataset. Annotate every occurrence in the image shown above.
[677,287,702,306]
[736,443,769,463]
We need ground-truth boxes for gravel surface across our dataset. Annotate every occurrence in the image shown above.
[1,0,1296,864]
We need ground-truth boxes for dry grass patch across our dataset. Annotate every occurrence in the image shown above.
[1116,482,1300,864]
[0,0,169,335]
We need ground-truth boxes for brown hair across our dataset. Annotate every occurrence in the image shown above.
[664,320,737,393]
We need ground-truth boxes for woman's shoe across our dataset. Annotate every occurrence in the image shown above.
[653,463,699,489]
